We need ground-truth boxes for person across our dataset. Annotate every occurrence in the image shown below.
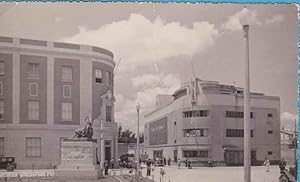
[146,159,152,177]
[110,158,114,169]
[167,157,171,166]
[208,160,213,168]
[160,168,166,182]
[104,161,109,175]
[187,159,192,169]
[177,158,181,169]
[263,157,270,172]
[163,156,167,166]
[185,158,188,168]
[279,158,287,172]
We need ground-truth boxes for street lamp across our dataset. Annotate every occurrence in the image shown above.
[136,103,141,181]
[243,24,251,182]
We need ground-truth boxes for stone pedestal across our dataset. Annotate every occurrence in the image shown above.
[55,139,102,180]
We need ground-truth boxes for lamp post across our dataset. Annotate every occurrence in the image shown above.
[243,24,251,182]
[136,103,141,182]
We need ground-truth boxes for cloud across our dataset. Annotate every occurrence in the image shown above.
[222,8,261,31]
[265,14,284,24]
[115,73,180,131]
[61,13,218,70]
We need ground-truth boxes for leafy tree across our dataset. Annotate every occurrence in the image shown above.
[118,125,144,143]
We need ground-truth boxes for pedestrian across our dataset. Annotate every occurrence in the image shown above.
[104,161,109,175]
[263,157,270,172]
[146,159,152,177]
[185,158,188,168]
[160,168,166,182]
[208,160,213,168]
[177,158,181,169]
[110,158,115,169]
[188,159,192,169]
[163,156,167,166]
[167,156,171,166]
[279,158,287,172]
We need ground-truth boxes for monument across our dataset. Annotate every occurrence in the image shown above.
[55,116,102,180]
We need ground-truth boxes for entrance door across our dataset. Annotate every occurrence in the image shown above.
[105,147,111,161]
[173,150,178,162]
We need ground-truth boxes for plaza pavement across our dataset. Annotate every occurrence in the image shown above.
[140,165,282,182]
[0,165,283,182]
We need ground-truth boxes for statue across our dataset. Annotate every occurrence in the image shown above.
[73,116,94,141]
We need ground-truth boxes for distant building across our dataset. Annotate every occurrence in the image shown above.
[0,36,118,169]
[143,78,281,166]
[280,129,297,164]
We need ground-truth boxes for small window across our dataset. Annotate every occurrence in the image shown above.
[0,61,4,76]
[105,71,112,86]
[174,122,176,126]
[267,151,272,155]
[268,113,273,118]
[28,63,40,79]
[62,66,72,82]
[29,83,38,96]
[26,137,41,157]
[95,69,103,83]
[267,130,273,134]
[63,85,72,98]
[174,140,176,143]
[28,101,39,120]
[0,100,4,120]
[106,105,112,122]
[62,102,72,121]
[0,81,3,96]
[0,137,4,156]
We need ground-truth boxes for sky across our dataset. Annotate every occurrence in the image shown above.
[0,3,298,131]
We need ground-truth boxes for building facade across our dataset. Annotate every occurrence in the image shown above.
[143,78,280,166]
[0,36,118,169]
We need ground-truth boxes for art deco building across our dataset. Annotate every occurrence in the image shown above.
[143,78,280,166]
[0,36,118,169]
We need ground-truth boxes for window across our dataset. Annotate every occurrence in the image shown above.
[174,140,176,143]
[62,102,72,121]
[26,137,41,157]
[106,105,112,122]
[61,66,72,82]
[226,129,254,137]
[0,137,3,156]
[63,85,72,98]
[267,151,273,155]
[225,111,254,119]
[183,110,209,118]
[183,128,208,137]
[106,71,112,86]
[95,69,103,83]
[268,113,273,117]
[28,63,40,79]
[0,81,3,95]
[0,100,4,120]
[0,61,4,76]
[268,130,273,134]
[29,83,38,96]
[28,101,39,120]
[183,150,208,158]
[174,122,176,126]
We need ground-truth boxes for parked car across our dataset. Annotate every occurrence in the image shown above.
[0,157,16,171]
[154,158,164,167]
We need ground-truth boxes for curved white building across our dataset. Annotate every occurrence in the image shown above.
[143,78,280,166]
[0,36,118,169]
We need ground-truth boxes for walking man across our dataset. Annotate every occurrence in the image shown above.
[146,159,152,177]
[263,157,270,172]
[177,158,181,169]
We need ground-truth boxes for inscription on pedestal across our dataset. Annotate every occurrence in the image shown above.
[61,146,93,160]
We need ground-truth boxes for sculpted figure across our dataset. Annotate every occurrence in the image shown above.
[73,116,94,141]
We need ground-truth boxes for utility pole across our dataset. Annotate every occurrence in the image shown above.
[243,24,251,182]
[136,103,141,182]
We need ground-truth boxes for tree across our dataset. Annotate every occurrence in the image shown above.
[118,125,144,143]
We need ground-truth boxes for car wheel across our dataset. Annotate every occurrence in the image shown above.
[6,165,14,172]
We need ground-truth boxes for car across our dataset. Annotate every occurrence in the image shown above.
[154,158,165,167]
[0,157,16,171]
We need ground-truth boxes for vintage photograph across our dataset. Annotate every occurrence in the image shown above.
[0,2,298,182]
